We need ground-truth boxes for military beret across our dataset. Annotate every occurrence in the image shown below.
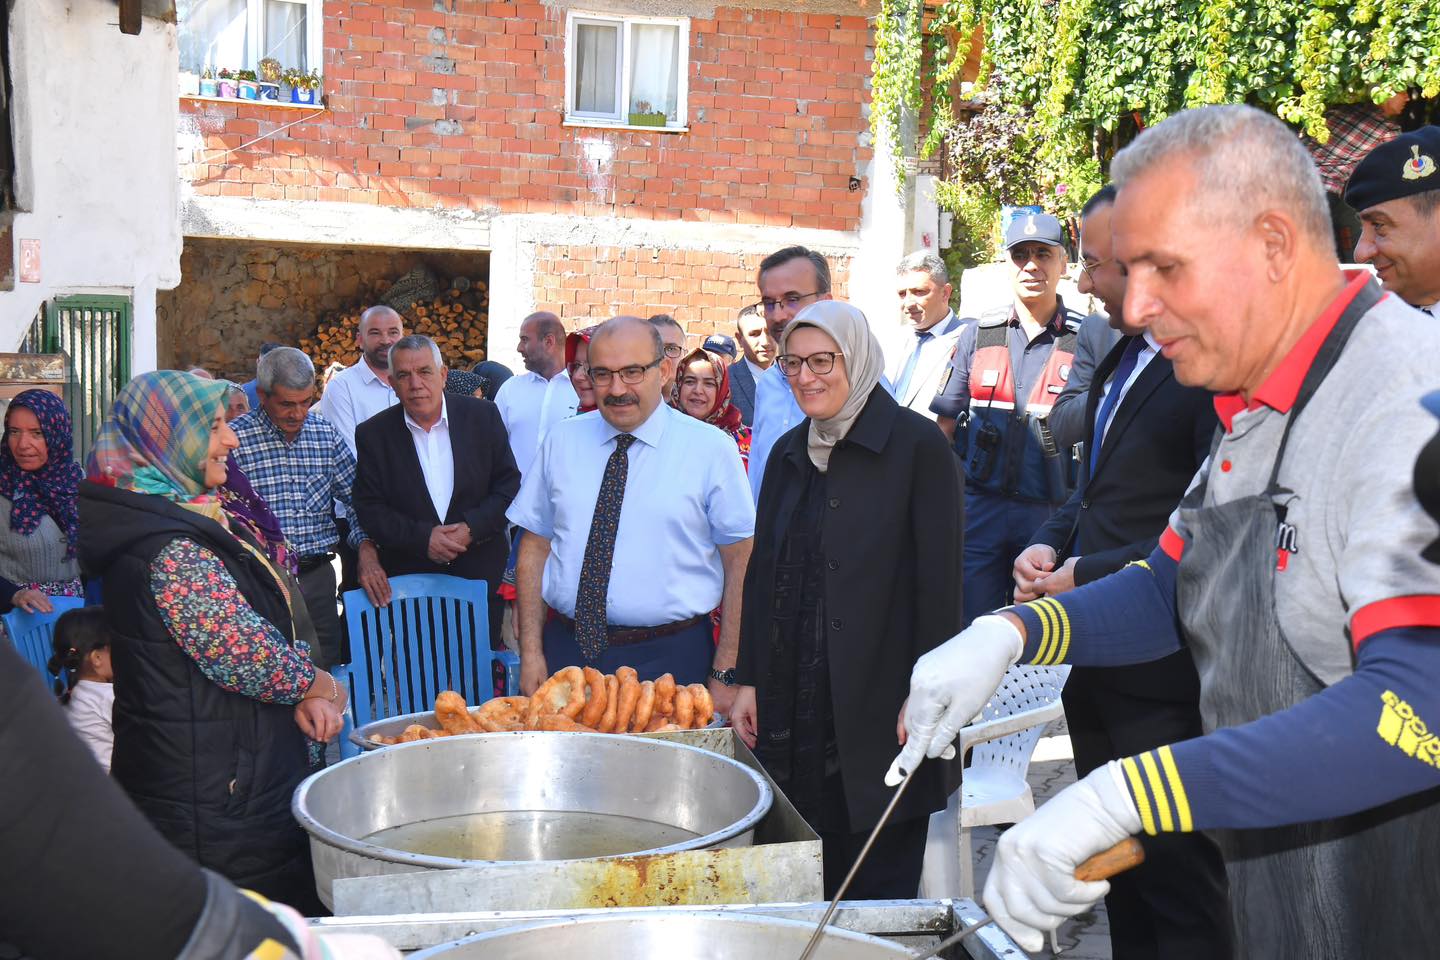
[1344,125,1440,212]
[1004,212,1065,249]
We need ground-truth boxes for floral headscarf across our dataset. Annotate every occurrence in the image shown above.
[87,370,234,524]
[565,325,601,414]
[0,390,83,558]
[677,347,745,436]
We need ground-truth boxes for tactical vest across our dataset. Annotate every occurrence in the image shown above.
[958,308,1080,503]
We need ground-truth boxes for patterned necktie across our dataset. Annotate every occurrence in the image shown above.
[894,330,933,401]
[573,433,637,661]
[1090,337,1145,480]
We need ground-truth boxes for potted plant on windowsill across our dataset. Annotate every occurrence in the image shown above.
[199,67,218,98]
[236,69,259,100]
[290,68,321,105]
[217,68,238,99]
[627,99,667,127]
[257,58,282,102]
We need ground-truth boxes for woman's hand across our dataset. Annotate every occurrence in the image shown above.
[10,589,52,614]
[295,698,344,742]
[730,685,758,749]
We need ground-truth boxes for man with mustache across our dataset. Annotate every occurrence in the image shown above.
[507,316,755,714]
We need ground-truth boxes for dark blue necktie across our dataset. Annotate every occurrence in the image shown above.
[574,433,636,661]
[894,330,933,400]
[1090,337,1144,479]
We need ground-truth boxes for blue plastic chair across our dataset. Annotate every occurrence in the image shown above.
[3,597,87,688]
[337,573,519,757]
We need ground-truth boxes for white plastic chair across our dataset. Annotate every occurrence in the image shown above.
[919,664,1071,900]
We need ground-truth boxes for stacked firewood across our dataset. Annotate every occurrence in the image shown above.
[299,275,490,371]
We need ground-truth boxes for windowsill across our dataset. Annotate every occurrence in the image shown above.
[181,94,326,111]
[563,118,688,134]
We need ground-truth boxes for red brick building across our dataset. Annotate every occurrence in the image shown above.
[166,0,922,374]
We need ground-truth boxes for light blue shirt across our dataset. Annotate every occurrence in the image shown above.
[748,364,805,502]
[507,403,755,625]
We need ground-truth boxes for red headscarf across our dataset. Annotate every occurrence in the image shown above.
[677,349,750,469]
[565,325,600,414]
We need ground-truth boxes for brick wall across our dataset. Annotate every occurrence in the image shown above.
[531,243,850,342]
[180,2,873,231]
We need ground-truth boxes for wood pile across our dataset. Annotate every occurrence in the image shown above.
[299,275,490,371]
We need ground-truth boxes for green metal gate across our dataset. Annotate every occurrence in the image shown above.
[21,296,132,464]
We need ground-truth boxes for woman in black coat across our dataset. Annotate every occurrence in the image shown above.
[732,300,963,899]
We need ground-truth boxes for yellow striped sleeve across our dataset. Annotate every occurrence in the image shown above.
[1120,749,1194,835]
[1157,745,1193,832]
[1048,597,1072,663]
[1139,751,1174,832]
[1120,756,1157,835]
[1028,598,1057,665]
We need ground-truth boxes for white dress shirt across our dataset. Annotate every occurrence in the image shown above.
[494,368,578,477]
[1092,331,1161,448]
[744,358,766,385]
[66,679,114,772]
[507,403,755,625]
[887,311,965,418]
[404,397,455,521]
[318,358,399,453]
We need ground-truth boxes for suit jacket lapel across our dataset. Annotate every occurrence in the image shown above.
[1092,349,1174,480]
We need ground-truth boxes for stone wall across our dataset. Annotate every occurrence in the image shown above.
[156,238,488,380]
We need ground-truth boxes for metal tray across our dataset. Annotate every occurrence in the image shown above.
[350,709,724,751]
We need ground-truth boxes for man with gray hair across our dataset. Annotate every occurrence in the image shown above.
[354,335,521,645]
[894,104,1440,955]
[887,251,965,419]
[230,346,388,669]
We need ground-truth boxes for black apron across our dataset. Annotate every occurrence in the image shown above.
[1174,280,1440,957]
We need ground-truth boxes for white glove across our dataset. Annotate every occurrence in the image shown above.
[884,615,1023,786]
[982,762,1142,953]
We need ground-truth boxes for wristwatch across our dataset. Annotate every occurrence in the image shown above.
[709,667,737,686]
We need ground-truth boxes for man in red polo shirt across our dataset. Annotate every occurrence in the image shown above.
[892,104,1440,956]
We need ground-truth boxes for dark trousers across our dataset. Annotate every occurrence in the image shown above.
[541,616,712,685]
[962,490,1054,625]
[1065,656,1233,960]
[297,560,342,671]
[821,814,929,901]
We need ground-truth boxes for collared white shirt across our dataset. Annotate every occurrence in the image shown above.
[1418,301,1439,319]
[507,403,755,625]
[744,358,766,385]
[1093,331,1161,447]
[318,358,399,454]
[887,311,965,417]
[404,397,455,521]
[748,363,804,502]
[494,368,578,477]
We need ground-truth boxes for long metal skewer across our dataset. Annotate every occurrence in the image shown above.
[796,763,918,960]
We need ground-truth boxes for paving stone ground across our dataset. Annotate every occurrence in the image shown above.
[970,716,1113,960]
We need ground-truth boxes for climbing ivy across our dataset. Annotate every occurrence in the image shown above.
[875,0,1440,264]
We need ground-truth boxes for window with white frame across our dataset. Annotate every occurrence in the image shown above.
[565,13,689,128]
[177,0,322,75]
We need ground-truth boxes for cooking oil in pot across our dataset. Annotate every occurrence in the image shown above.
[363,810,702,861]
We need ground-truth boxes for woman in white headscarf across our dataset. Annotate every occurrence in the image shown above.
[731,300,963,899]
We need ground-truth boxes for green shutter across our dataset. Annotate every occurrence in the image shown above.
[24,295,132,465]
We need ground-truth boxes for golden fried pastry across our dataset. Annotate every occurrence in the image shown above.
[537,713,594,732]
[613,674,641,733]
[687,683,714,728]
[476,695,530,732]
[435,691,481,736]
[396,724,438,743]
[527,665,586,726]
[631,680,656,732]
[597,674,620,733]
[615,666,638,687]
[654,673,677,719]
[579,666,608,728]
[672,686,695,729]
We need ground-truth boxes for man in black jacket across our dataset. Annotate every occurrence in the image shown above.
[1010,186,1231,960]
[353,335,522,644]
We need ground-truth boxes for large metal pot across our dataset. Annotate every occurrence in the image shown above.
[294,732,773,909]
[408,910,915,958]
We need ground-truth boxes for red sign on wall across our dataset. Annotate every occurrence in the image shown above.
[18,239,39,284]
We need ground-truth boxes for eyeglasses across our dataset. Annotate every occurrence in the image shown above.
[777,351,840,377]
[662,343,685,359]
[678,375,720,391]
[587,356,663,387]
[1078,257,1114,284]
[752,292,822,316]
[567,361,590,379]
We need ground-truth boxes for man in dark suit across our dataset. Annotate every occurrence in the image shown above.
[353,334,522,644]
[727,304,769,426]
[1011,186,1231,960]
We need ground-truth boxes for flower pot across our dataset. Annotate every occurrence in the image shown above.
[627,111,667,127]
[217,79,237,98]
[237,80,259,100]
[278,81,294,101]
[258,82,280,102]
[291,87,318,105]
[179,71,200,97]
[199,78,219,98]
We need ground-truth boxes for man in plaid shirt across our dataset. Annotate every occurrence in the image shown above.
[1301,95,1408,256]
[231,347,390,670]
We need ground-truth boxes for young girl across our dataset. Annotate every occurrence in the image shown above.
[47,606,114,772]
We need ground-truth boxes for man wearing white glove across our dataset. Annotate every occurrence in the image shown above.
[886,104,1440,958]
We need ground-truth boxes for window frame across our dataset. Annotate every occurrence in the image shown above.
[563,11,690,132]
[179,0,323,76]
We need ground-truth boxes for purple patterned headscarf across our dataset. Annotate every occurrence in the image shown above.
[0,390,82,558]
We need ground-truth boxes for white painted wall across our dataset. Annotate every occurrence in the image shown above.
[0,0,181,370]
[849,119,916,368]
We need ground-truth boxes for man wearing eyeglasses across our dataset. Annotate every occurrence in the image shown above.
[746,246,834,502]
[931,212,1086,624]
[507,316,755,713]
[647,313,688,403]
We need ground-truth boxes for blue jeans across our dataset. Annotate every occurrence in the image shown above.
[962,490,1054,626]
[542,616,713,685]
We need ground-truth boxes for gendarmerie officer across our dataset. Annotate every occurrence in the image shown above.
[1345,125,1440,315]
